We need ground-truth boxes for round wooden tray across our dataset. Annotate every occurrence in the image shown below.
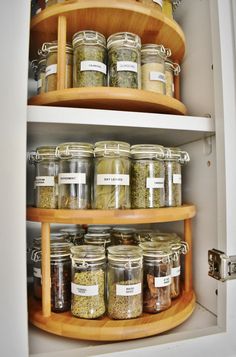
[28,88,187,115]
[30,0,185,61]
[28,290,196,341]
[27,204,196,225]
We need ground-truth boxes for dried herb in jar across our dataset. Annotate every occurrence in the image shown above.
[164,160,182,206]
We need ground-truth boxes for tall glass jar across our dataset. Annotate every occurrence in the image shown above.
[40,41,73,92]
[137,0,163,11]
[29,146,59,209]
[141,44,169,94]
[140,242,172,313]
[72,30,107,87]
[71,245,106,319]
[37,55,47,94]
[60,226,85,245]
[130,144,165,208]
[112,227,138,245]
[164,147,190,207]
[84,233,112,252]
[93,141,131,209]
[56,142,93,209]
[165,60,181,97]
[107,245,143,319]
[107,32,141,89]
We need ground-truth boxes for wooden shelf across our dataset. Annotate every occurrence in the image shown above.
[30,0,185,61]
[28,290,196,341]
[28,88,187,115]
[27,204,196,225]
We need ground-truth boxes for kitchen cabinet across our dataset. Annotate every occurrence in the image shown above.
[1,0,236,356]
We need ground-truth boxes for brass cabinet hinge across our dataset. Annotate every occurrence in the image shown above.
[208,249,236,281]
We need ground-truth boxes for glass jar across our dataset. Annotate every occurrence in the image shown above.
[135,229,154,243]
[141,44,169,94]
[112,227,138,245]
[130,144,165,208]
[60,226,85,245]
[72,30,107,88]
[71,245,106,319]
[37,55,47,94]
[107,32,141,89]
[165,60,181,97]
[93,141,131,209]
[164,147,190,207]
[84,233,111,252]
[87,225,112,234]
[29,146,59,209]
[107,245,143,319]
[140,242,172,313]
[56,142,93,209]
[40,41,73,92]
[137,0,163,11]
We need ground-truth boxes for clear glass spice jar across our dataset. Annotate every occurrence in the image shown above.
[112,227,138,245]
[87,225,112,234]
[140,242,172,313]
[84,233,112,252]
[72,30,107,88]
[164,147,190,207]
[165,60,181,97]
[130,144,165,208]
[37,55,47,94]
[93,141,131,209]
[40,41,73,92]
[136,0,163,11]
[29,146,59,209]
[60,226,85,245]
[141,44,170,94]
[56,142,93,209]
[107,245,143,319]
[71,245,106,319]
[107,32,141,89]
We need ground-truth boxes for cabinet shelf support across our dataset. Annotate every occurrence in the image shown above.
[184,218,192,292]
[57,15,67,90]
[41,222,51,317]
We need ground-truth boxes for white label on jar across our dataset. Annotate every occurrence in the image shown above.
[154,275,171,287]
[116,283,141,296]
[80,60,107,74]
[117,61,138,73]
[153,0,163,7]
[146,177,164,189]
[97,174,130,186]
[173,174,182,184]
[35,176,55,187]
[71,283,98,296]
[150,71,166,83]
[171,266,181,277]
[33,268,42,278]
[46,64,57,77]
[37,79,42,89]
[58,173,86,185]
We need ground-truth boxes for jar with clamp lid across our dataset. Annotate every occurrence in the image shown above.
[94,141,131,209]
[56,142,93,209]
[40,41,73,92]
[60,226,85,245]
[137,0,163,11]
[29,146,59,209]
[112,227,138,245]
[107,245,143,319]
[141,44,171,94]
[36,55,47,94]
[165,60,181,97]
[84,233,112,252]
[87,225,112,234]
[140,242,172,313]
[164,147,190,207]
[72,30,107,87]
[107,32,141,89]
[131,144,165,208]
[71,245,106,319]
[150,233,189,298]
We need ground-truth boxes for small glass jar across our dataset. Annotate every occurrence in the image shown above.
[37,55,47,94]
[29,146,59,209]
[165,60,181,97]
[72,30,107,88]
[93,141,131,209]
[164,147,190,207]
[40,41,73,92]
[140,242,172,313]
[141,44,170,94]
[87,225,112,234]
[84,233,111,252]
[71,245,106,319]
[56,142,93,209]
[137,0,163,11]
[107,32,141,89]
[107,245,143,319]
[112,227,138,245]
[60,226,85,245]
[130,144,165,208]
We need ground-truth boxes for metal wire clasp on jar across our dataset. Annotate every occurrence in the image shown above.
[164,60,181,97]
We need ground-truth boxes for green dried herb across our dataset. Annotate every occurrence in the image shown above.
[164,161,182,206]
[36,185,58,209]
[131,160,165,208]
